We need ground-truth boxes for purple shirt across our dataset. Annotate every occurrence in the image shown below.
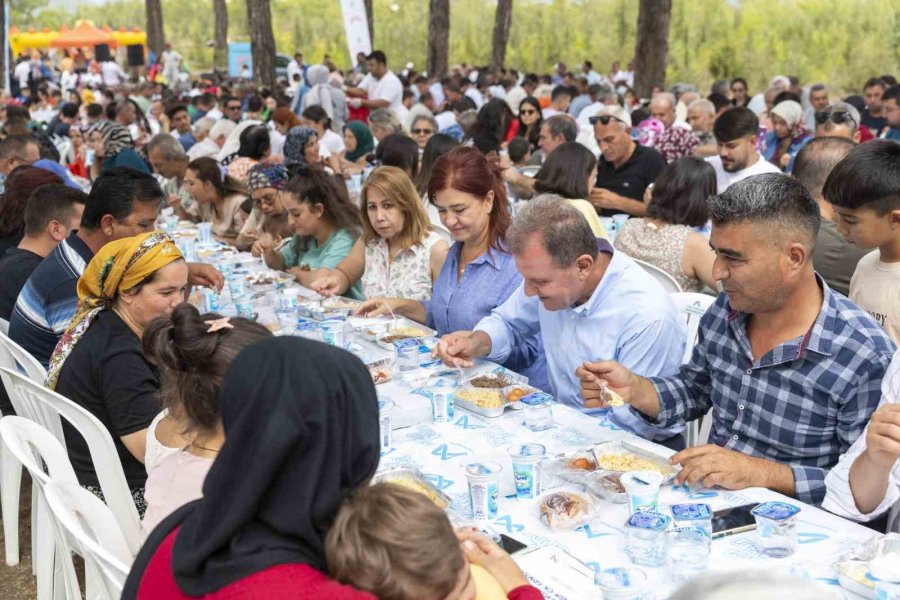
[423,242,547,390]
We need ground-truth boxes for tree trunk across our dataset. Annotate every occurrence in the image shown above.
[426,0,449,78]
[145,0,165,60]
[0,1,6,93]
[363,0,374,46]
[213,0,228,75]
[633,0,672,98]
[490,0,513,73]
[246,0,276,89]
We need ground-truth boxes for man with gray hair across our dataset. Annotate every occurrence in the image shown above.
[650,92,700,162]
[186,117,220,159]
[145,133,192,211]
[803,83,830,132]
[813,102,862,142]
[435,195,686,442]
[579,173,895,504]
[504,114,578,198]
[792,137,867,295]
[687,98,717,155]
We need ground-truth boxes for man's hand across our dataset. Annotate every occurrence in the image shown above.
[671,445,775,491]
[433,331,486,368]
[576,360,636,409]
[863,404,900,469]
[456,530,529,596]
[589,188,629,211]
[186,262,224,292]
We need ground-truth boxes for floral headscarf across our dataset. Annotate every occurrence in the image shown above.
[283,126,317,168]
[46,232,183,389]
[247,163,289,193]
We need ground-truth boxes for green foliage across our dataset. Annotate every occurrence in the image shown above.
[11,0,900,94]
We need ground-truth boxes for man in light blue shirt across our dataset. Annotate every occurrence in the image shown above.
[434,196,686,442]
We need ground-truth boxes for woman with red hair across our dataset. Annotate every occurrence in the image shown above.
[355,147,547,388]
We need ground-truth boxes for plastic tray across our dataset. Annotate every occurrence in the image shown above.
[372,466,451,509]
[591,441,678,484]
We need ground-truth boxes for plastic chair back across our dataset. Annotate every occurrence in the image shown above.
[631,257,684,295]
[670,293,716,448]
[44,481,132,600]
[0,368,142,557]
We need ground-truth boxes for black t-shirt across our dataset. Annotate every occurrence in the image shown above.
[0,247,43,321]
[595,143,667,216]
[0,227,25,259]
[861,110,887,136]
[55,309,161,489]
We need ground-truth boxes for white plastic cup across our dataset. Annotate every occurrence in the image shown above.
[234,297,254,319]
[321,319,348,348]
[198,222,213,243]
[621,470,663,514]
[594,567,647,600]
[465,462,502,521]
[508,443,546,499]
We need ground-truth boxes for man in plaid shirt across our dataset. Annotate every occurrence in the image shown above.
[578,174,895,504]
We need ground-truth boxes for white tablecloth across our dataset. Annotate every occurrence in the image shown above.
[192,244,875,599]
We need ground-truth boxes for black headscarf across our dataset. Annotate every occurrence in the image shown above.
[123,337,381,597]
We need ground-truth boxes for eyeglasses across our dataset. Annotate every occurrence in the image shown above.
[411,128,434,135]
[520,109,538,116]
[815,111,857,127]
[254,193,279,207]
[589,114,625,126]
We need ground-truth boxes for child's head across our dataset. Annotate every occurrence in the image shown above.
[326,482,475,600]
[823,139,900,250]
[507,137,531,166]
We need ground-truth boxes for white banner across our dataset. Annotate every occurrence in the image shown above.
[340,0,372,61]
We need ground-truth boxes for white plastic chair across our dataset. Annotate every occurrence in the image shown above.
[0,368,142,557]
[670,293,716,448]
[43,481,132,600]
[631,257,684,294]
[0,416,82,600]
[0,330,49,567]
[0,318,8,335]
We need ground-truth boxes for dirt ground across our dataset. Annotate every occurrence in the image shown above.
[0,474,38,599]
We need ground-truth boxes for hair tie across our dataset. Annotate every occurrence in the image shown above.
[205,317,233,333]
[217,163,227,183]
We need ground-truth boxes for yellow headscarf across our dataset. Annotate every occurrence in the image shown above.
[46,231,182,389]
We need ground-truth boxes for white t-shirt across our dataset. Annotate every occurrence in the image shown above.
[465,88,485,109]
[101,61,126,87]
[320,128,346,156]
[705,154,781,194]
[505,86,527,115]
[542,107,562,119]
[850,250,900,344]
[161,50,182,75]
[14,61,30,89]
[359,71,404,114]
[435,111,457,131]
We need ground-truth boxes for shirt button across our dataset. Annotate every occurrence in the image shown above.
[732,434,739,441]
[738,404,745,410]
[745,369,752,375]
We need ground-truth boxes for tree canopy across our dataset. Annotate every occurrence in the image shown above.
[12,0,899,93]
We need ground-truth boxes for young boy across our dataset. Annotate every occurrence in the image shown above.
[326,482,543,600]
[824,139,900,343]
[507,137,532,169]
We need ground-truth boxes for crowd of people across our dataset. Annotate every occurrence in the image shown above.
[0,41,899,598]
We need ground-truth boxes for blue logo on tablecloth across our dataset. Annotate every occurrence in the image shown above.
[431,443,472,460]
[584,562,601,573]
[454,415,486,430]
[552,427,592,445]
[674,483,718,499]
[406,424,441,445]
[576,524,613,539]
[424,473,454,491]
[494,515,525,533]
[798,532,830,544]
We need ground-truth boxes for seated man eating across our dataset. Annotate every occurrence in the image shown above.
[434,195,686,443]
[578,173,895,504]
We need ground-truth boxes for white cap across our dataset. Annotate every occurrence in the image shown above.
[591,104,632,128]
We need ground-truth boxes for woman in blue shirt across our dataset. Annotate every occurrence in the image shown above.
[355,147,547,388]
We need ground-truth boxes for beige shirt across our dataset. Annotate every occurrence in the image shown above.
[187,193,247,242]
[850,250,900,343]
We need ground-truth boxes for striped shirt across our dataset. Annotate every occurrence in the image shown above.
[646,277,896,504]
[9,231,94,368]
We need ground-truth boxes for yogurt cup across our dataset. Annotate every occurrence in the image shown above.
[201,288,220,313]
[465,461,502,521]
[621,470,664,514]
[378,399,393,455]
[321,319,348,348]
[508,443,546,499]
[234,297,254,319]
[415,388,455,423]
[198,222,213,243]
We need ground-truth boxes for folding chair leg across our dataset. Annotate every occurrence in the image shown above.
[1,440,22,565]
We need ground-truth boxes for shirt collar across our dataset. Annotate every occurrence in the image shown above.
[66,230,95,262]
[451,242,508,272]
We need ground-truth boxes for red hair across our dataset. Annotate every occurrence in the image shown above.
[427,146,510,252]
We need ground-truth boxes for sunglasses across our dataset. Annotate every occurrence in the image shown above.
[411,128,434,135]
[520,109,538,116]
[226,105,242,111]
[815,111,857,127]
[589,114,625,126]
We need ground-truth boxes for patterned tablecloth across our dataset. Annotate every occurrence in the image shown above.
[188,242,874,599]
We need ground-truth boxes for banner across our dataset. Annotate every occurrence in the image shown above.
[227,42,252,78]
[340,0,372,61]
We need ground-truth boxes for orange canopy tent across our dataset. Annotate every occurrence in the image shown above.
[49,20,117,49]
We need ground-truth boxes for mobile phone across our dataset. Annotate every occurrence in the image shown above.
[711,503,760,539]
[499,534,528,555]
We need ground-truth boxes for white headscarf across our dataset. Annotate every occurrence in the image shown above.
[303,65,335,121]
[216,119,263,162]
[771,100,804,129]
